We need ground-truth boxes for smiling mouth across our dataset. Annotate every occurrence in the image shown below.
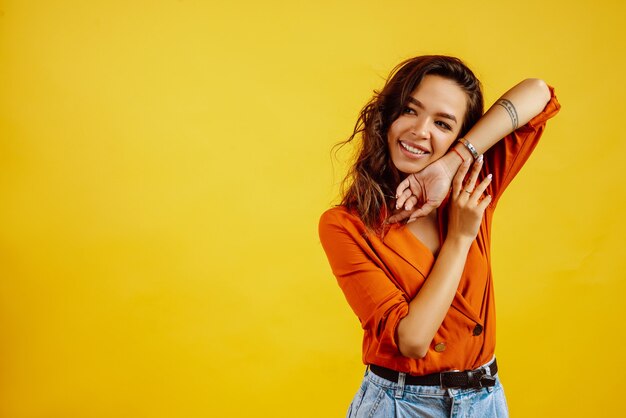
[399,141,429,155]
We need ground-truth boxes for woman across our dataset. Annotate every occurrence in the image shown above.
[318,55,560,417]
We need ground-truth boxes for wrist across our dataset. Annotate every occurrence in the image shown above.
[456,138,479,161]
[443,234,474,253]
[441,147,464,178]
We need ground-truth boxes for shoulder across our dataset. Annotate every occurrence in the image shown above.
[319,205,363,230]
[318,206,367,241]
[319,206,358,225]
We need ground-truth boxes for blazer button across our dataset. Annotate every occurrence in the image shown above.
[473,324,483,336]
[434,343,446,352]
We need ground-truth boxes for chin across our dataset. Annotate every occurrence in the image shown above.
[393,160,428,175]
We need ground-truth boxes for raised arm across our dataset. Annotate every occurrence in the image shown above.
[456,78,551,156]
[390,78,552,222]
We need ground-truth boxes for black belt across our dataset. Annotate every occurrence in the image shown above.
[369,359,498,389]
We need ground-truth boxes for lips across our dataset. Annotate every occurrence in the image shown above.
[399,140,429,156]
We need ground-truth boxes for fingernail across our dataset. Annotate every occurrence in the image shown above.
[487,173,492,179]
[478,155,483,162]
[396,204,400,209]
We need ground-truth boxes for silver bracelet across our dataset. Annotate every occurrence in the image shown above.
[458,138,479,161]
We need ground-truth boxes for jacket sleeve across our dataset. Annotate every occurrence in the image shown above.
[319,208,409,359]
[484,86,561,207]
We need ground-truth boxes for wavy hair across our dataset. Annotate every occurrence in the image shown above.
[338,55,484,232]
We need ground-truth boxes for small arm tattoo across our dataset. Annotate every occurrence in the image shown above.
[496,99,519,130]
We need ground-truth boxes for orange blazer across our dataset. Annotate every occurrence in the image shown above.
[319,88,560,376]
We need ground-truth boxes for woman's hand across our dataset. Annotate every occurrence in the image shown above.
[447,157,492,241]
[388,156,457,224]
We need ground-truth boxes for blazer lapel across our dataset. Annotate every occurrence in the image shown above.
[381,223,435,278]
[381,222,483,325]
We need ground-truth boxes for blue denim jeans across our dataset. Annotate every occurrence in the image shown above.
[347,360,509,417]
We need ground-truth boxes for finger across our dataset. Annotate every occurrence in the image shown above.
[394,176,412,207]
[469,173,493,204]
[452,161,472,196]
[404,195,418,211]
[464,155,483,193]
[407,202,437,222]
[395,188,413,210]
[476,194,493,212]
[388,209,412,224]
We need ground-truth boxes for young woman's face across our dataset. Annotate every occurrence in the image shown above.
[387,75,468,174]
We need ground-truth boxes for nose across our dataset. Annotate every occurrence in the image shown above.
[410,117,431,139]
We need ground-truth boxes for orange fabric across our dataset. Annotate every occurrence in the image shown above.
[319,88,560,376]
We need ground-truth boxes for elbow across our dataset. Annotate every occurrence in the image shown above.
[523,78,551,107]
[398,339,429,359]
[396,318,431,359]
[397,331,430,359]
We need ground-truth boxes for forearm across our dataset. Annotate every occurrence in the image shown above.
[448,78,552,168]
[396,237,473,358]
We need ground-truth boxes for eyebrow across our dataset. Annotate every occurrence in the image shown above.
[407,97,458,123]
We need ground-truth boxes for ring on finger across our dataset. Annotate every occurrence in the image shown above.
[464,190,472,194]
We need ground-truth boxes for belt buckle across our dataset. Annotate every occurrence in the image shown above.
[441,368,496,389]
[469,369,496,388]
[478,373,496,388]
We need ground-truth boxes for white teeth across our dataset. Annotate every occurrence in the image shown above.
[400,141,426,155]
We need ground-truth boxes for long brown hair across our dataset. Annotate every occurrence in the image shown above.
[338,55,484,232]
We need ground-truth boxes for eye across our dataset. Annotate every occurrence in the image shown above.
[402,106,416,115]
[435,120,452,131]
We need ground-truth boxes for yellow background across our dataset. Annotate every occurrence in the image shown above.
[1,0,624,416]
